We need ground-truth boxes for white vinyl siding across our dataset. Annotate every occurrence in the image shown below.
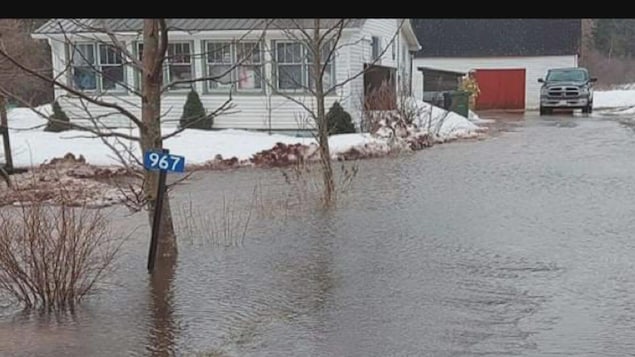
[42,20,417,131]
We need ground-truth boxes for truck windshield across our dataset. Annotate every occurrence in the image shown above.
[546,69,588,82]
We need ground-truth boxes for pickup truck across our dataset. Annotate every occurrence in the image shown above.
[538,67,597,115]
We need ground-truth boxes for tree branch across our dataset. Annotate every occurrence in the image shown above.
[0,41,144,129]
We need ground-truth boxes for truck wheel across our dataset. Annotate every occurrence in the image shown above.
[540,107,551,115]
[582,105,592,114]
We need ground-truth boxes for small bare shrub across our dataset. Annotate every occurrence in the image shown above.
[360,80,399,133]
[281,159,358,208]
[0,199,120,311]
[173,193,253,248]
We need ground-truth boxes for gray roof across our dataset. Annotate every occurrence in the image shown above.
[412,19,580,58]
[34,18,366,35]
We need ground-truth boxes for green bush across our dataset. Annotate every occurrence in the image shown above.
[327,101,355,135]
[44,101,72,132]
[179,90,212,130]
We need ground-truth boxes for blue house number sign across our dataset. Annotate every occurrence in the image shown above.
[143,150,185,173]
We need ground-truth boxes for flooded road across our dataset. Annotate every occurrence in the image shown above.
[2,112,635,356]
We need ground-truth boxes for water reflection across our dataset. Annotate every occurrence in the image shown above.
[146,258,178,357]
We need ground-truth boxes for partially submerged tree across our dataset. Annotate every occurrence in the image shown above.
[266,19,406,205]
[0,19,266,266]
[0,20,52,173]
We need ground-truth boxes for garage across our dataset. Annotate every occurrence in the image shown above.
[473,69,526,110]
[410,19,581,110]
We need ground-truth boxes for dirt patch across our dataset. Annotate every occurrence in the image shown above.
[1,153,134,208]
[2,126,487,208]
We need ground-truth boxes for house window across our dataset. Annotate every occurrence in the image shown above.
[70,43,125,92]
[276,42,304,90]
[167,43,193,90]
[135,42,194,91]
[275,41,335,92]
[99,44,124,91]
[392,40,396,60]
[371,36,381,61]
[207,42,233,90]
[235,42,262,90]
[402,44,407,66]
[71,44,97,91]
[205,41,263,92]
[307,41,335,91]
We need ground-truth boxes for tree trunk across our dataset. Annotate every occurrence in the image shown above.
[0,94,13,170]
[142,19,177,260]
[313,20,335,206]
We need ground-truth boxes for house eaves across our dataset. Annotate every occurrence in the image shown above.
[401,19,421,52]
[33,18,367,36]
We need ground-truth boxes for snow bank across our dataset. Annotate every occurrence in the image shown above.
[594,89,635,109]
[595,105,635,116]
[613,83,635,90]
[403,98,481,139]
[6,104,52,129]
[468,110,496,124]
[4,99,484,169]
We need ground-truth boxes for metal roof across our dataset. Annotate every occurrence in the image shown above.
[412,19,581,58]
[34,18,366,35]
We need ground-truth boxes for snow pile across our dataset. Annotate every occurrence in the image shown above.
[594,89,635,109]
[596,106,635,116]
[613,83,635,90]
[402,98,483,141]
[4,99,483,170]
[468,110,496,124]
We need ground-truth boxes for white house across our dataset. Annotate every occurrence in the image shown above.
[32,19,420,132]
[411,19,581,110]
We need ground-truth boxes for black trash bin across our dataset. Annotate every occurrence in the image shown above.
[442,92,453,110]
[449,90,470,117]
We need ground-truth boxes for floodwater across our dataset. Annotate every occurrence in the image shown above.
[2,112,635,356]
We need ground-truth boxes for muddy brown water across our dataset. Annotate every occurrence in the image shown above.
[2,113,635,356]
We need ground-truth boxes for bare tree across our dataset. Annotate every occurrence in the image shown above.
[0,19,265,266]
[0,19,52,173]
[265,19,406,205]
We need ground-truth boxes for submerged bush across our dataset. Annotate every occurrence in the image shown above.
[0,198,120,311]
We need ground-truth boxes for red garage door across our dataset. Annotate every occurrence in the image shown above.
[474,69,526,110]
